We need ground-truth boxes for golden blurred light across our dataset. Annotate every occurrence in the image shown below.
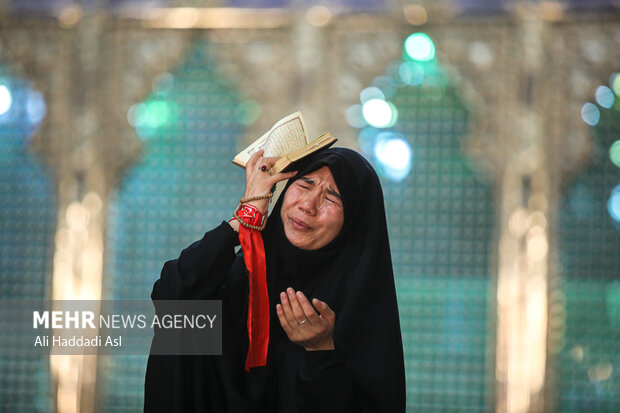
[538,1,563,22]
[59,6,83,29]
[81,245,103,299]
[528,192,548,212]
[496,265,518,307]
[83,192,103,215]
[143,8,290,29]
[403,5,428,26]
[165,8,200,29]
[55,228,70,247]
[509,208,529,237]
[528,210,547,229]
[468,42,494,68]
[527,226,548,261]
[68,227,89,248]
[305,5,332,28]
[570,345,584,362]
[588,363,613,382]
[66,202,89,231]
[56,355,80,413]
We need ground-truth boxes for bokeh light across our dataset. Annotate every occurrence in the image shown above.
[610,140,620,168]
[595,85,614,109]
[399,62,425,86]
[0,84,13,115]
[403,5,428,26]
[607,185,620,223]
[27,90,46,126]
[305,5,332,27]
[346,104,367,128]
[610,73,620,96]
[373,132,412,181]
[128,98,177,140]
[362,98,398,128]
[372,75,397,99]
[581,102,600,126]
[360,86,385,103]
[404,33,435,62]
[358,127,379,155]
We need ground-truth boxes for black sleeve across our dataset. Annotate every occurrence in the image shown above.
[295,346,362,413]
[151,221,240,300]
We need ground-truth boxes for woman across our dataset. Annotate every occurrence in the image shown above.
[145,147,406,412]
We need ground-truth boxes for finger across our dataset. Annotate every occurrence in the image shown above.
[279,291,297,329]
[296,291,321,325]
[312,298,336,324]
[286,287,307,324]
[272,170,298,183]
[247,149,265,169]
[276,304,294,336]
[260,156,280,163]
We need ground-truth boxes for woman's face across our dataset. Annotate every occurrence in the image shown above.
[280,166,344,250]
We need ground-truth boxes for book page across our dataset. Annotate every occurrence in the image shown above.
[260,113,308,157]
[238,112,307,162]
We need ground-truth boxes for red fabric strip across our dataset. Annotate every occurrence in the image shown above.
[237,205,270,371]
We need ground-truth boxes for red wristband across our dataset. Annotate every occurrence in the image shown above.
[237,204,263,225]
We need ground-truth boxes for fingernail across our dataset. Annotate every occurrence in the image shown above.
[296,291,303,298]
[287,287,294,294]
[280,292,286,298]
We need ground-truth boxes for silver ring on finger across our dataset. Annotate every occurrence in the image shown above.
[298,319,307,326]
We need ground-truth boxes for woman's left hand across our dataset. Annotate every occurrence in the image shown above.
[276,288,336,351]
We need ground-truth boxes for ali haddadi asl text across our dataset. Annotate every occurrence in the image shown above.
[34,335,121,347]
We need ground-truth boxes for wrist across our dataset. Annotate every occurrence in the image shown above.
[304,339,335,351]
[228,218,240,232]
[246,199,269,215]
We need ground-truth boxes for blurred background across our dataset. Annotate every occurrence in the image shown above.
[0,0,619,412]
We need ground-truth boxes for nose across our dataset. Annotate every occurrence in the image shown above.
[298,190,319,216]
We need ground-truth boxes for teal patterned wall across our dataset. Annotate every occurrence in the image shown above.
[97,40,247,410]
[559,79,620,412]
[0,73,55,412]
[348,35,495,411]
[379,74,493,412]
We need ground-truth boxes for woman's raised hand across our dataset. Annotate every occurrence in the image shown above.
[242,149,297,215]
[276,288,336,351]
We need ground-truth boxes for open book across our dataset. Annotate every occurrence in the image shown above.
[232,112,337,175]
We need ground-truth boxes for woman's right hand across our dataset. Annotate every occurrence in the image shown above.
[241,149,297,215]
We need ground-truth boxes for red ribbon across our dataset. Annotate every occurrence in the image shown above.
[237,204,270,372]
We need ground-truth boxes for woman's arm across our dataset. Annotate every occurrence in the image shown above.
[151,221,239,300]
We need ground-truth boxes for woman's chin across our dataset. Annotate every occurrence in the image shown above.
[284,228,312,250]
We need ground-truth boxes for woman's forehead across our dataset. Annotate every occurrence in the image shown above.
[299,166,339,190]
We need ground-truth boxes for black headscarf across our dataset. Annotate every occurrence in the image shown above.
[262,147,406,412]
